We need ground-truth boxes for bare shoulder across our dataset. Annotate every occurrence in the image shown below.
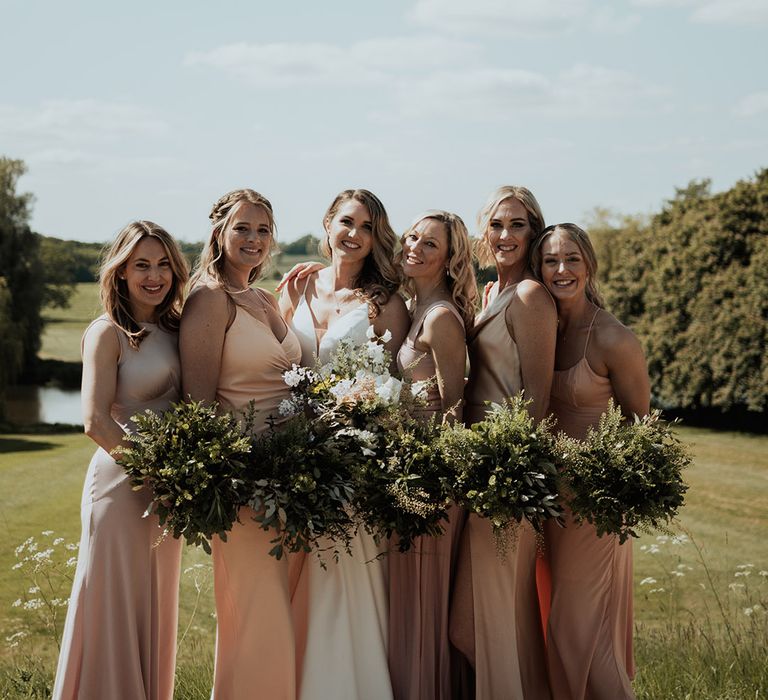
[593,311,645,360]
[422,304,464,337]
[184,283,229,314]
[513,279,554,308]
[82,317,120,355]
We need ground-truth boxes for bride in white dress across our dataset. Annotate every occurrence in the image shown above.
[280,189,409,700]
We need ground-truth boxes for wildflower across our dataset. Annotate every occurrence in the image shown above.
[278,399,297,417]
[65,543,78,551]
[66,557,77,568]
[22,599,45,611]
[744,607,754,616]
[736,563,754,569]
[28,586,40,594]
[640,544,661,554]
[53,537,64,546]
[639,577,657,585]
[283,365,308,388]
[759,570,768,578]
[648,587,665,594]
[41,530,54,537]
[375,376,402,405]
[734,571,751,577]
[11,599,22,608]
[670,570,684,577]
[656,535,669,544]
[671,534,689,546]
[728,583,745,591]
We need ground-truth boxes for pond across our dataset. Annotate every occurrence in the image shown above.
[4,385,82,426]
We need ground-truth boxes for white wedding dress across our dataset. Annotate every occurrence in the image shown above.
[290,292,393,700]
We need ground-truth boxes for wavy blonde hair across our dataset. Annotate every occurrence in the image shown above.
[398,210,477,329]
[530,223,606,308]
[474,185,546,269]
[98,221,188,349]
[191,189,277,290]
[320,189,402,318]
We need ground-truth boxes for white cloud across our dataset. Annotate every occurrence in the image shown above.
[692,0,768,24]
[408,0,639,35]
[734,91,768,118]
[184,36,480,86]
[0,99,168,145]
[630,0,768,25]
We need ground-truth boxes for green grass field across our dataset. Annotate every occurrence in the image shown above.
[3,274,766,698]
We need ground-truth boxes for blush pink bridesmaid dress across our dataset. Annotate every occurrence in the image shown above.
[210,291,302,700]
[543,309,635,700]
[388,301,468,700]
[449,283,551,700]
[53,317,182,700]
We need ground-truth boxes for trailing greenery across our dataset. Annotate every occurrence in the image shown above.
[248,414,355,561]
[559,402,691,543]
[444,396,563,551]
[591,170,768,416]
[119,400,253,553]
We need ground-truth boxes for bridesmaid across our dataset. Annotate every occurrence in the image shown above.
[532,223,649,700]
[53,221,188,700]
[280,188,409,700]
[180,189,301,700]
[449,185,557,700]
[388,210,477,700]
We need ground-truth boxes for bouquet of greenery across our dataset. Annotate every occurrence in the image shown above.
[558,401,690,543]
[247,413,357,562]
[443,394,563,552]
[119,400,253,553]
[347,416,455,552]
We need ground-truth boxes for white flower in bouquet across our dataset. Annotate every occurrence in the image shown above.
[278,398,298,417]
[374,374,402,405]
[410,380,430,401]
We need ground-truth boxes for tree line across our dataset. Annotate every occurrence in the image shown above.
[1,155,765,425]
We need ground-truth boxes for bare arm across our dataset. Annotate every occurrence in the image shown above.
[373,293,410,374]
[599,323,651,418]
[179,286,230,403]
[507,280,557,421]
[81,321,128,457]
[278,273,310,324]
[420,308,466,422]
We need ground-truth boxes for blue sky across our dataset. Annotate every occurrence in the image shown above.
[2,0,766,243]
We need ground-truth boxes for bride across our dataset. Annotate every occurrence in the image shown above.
[280,188,409,700]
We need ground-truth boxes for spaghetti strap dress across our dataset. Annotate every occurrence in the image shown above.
[210,291,302,700]
[543,309,635,700]
[289,279,393,700]
[53,316,182,700]
[388,301,468,700]
[449,283,551,700]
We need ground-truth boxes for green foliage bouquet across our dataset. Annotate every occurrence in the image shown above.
[247,414,357,561]
[347,417,455,552]
[443,394,564,552]
[558,401,690,543]
[119,400,253,553]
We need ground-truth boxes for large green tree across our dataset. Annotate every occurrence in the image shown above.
[596,171,768,414]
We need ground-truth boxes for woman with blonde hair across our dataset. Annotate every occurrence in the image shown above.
[450,185,557,699]
[180,188,302,699]
[532,223,648,700]
[54,221,188,700]
[281,188,409,700]
[388,209,476,700]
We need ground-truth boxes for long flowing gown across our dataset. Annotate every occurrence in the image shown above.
[53,316,182,700]
[449,283,552,700]
[388,301,468,700]
[290,285,394,700]
[210,293,302,700]
[543,309,635,700]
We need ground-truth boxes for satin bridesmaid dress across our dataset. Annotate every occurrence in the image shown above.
[53,317,182,700]
[449,283,551,700]
[210,290,302,700]
[388,301,468,700]
[543,309,635,700]
[290,278,394,700]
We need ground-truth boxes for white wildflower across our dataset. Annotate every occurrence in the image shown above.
[648,587,665,594]
[278,399,297,417]
[65,543,79,551]
[11,599,22,608]
[639,577,657,586]
[66,557,77,568]
[11,562,23,571]
[744,607,754,616]
[366,325,376,340]
[759,570,768,578]
[670,571,684,577]
[28,586,40,594]
[734,571,751,577]
[728,583,745,591]
[53,537,64,546]
[329,378,355,403]
[375,376,402,405]
[671,534,689,546]
[656,535,669,544]
[410,380,429,401]
[22,599,44,610]
[41,530,54,537]
[283,365,307,388]
[736,563,754,569]
[366,342,386,366]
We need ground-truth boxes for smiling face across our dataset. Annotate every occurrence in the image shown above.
[401,217,450,282]
[121,236,174,322]
[540,230,589,303]
[325,199,374,262]
[221,200,273,277]
[485,197,533,270]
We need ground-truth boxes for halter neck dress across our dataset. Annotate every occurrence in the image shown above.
[289,277,394,700]
[53,316,182,700]
[388,301,468,700]
[543,309,635,700]
[449,282,552,700]
[210,289,302,700]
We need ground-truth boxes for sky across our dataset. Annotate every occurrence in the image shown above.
[1,0,767,244]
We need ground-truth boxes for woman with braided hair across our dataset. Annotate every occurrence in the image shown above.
[180,189,301,699]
